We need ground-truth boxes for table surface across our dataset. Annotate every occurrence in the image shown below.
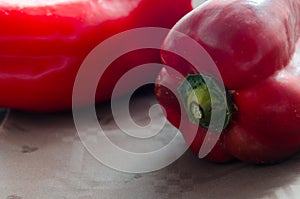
[1,91,300,199]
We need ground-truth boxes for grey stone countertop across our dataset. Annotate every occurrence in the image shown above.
[0,91,300,199]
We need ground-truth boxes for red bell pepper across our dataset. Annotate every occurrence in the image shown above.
[0,0,192,112]
[155,0,300,164]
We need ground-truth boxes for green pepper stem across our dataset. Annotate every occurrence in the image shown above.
[177,74,233,132]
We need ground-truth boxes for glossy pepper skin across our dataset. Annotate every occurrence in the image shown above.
[155,0,300,164]
[0,0,192,112]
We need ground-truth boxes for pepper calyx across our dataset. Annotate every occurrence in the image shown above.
[177,74,233,132]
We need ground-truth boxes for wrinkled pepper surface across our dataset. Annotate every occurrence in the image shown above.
[0,0,192,111]
[155,0,300,164]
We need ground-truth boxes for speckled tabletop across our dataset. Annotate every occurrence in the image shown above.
[1,91,300,199]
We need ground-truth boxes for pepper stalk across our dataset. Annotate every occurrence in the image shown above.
[177,74,234,132]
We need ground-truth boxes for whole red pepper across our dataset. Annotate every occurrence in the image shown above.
[0,0,192,112]
[155,0,300,164]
